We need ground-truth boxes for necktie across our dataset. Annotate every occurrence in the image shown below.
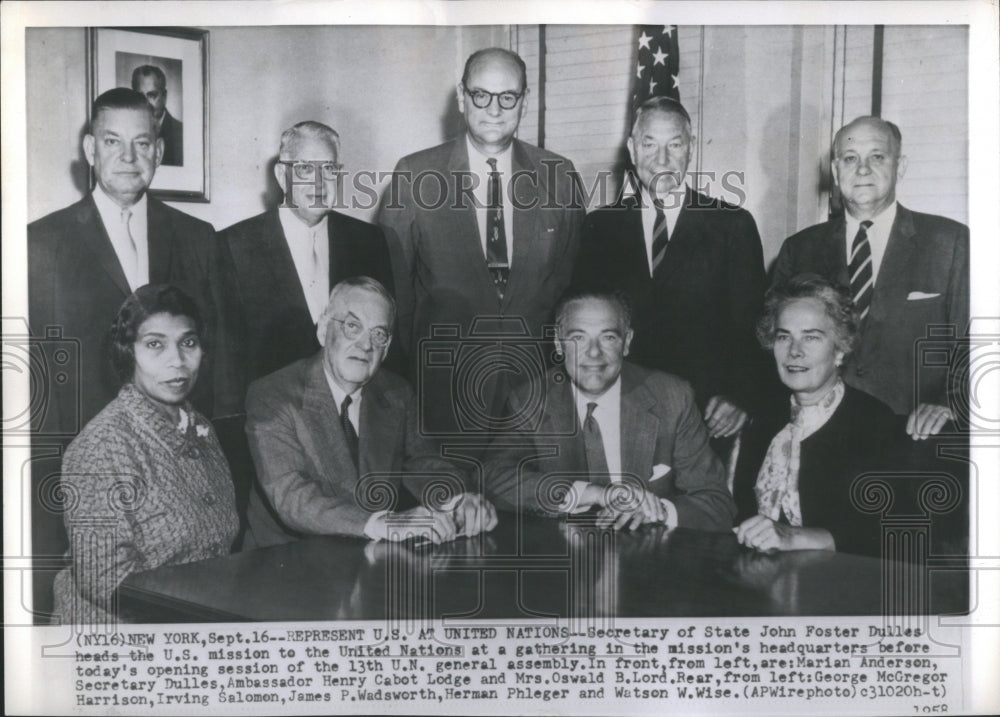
[583,402,611,485]
[309,226,327,320]
[121,208,138,288]
[651,204,669,274]
[340,395,359,470]
[849,220,874,320]
[485,157,509,299]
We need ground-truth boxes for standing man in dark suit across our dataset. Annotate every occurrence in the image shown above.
[218,121,394,403]
[27,87,217,614]
[772,116,969,439]
[29,87,217,433]
[379,48,585,436]
[486,285,735,531]
[132,65,183,166]
[244,277,497,548]
[574,96,767,444]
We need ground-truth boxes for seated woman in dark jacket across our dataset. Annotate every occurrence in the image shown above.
[733,274,903,556]
[53,285,238,623]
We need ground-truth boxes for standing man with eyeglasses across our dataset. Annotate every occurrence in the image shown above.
[243,276,497,548]
[379,47,586,439]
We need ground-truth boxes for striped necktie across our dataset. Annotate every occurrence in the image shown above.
[849,220,874,320]
[651,205,669,274]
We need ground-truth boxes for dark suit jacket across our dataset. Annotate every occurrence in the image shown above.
[28,193,218,431]
[159,110,183,166]
[574,189,767,411]
[379,136,585,355]
[733,386,914,557]
[243,356,466,549]
[486,362,736,531]
[772,205,969,416]
[216,208,395,414]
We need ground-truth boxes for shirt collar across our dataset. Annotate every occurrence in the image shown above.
[846,200,897,236]
[92,183,147,221]
[571,375,623,424]
[466,135,513,173]
[323,362,362,411]
[278,207,328,243]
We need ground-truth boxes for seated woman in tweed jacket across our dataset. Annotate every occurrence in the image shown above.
[53,284,238,624]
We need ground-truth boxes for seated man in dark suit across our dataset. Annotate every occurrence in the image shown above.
[28,87,218,614]
[131,65,183,166]
[575,96,767,445]
[773,117,969,440]
[244,277,497,548]
[486,284,735,532]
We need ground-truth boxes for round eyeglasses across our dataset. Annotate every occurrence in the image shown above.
[464,87,524,110]
[330,317,391,347]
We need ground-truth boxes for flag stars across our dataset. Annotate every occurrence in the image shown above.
[652,48,668,65]
[638,31,653,50]
[636,63,645,79]
[672,74,679,89]
[649,78,657,93]
[662,26,673,38]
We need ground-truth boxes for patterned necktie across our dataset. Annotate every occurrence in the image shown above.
[583,402,611,485]
[849,220,874,320]
[340,395,359,470]
[651,204,669,274]
[121,208,138,288]
[485,157,509,299]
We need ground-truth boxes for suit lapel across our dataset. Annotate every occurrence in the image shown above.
[869,205,915,322]
[506,140,542,306]
[619,366,657,483]
[447,138,493,282]
[78,195,132,296]
[827,215,850,286]
[263,210,313,317]
[545,372,586,470]
[359,375,405,480]
[301,358,358,486]
[147,198,172,284]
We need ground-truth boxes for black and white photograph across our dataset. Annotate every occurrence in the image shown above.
[3,1,998,715]
[90,26,208,199]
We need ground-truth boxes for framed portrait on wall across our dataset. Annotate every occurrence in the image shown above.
[87,26,209,201]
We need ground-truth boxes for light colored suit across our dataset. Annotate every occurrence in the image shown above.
[772,205,969,416]
[243,355,466,549]
[486,362,736,531]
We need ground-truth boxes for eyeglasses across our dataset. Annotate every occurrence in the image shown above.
[464,87,524,110]
[290,161,344,181]
[330,317,391,347]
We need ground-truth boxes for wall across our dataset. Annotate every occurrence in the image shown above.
[26,25,507,227]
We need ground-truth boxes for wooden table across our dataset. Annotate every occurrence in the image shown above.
[119,514,968,622]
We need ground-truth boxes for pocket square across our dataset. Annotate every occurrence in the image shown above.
[907,291,941,300]
[650,464,671,481]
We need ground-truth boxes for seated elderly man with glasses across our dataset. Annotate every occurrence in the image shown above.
[243,276,497,549]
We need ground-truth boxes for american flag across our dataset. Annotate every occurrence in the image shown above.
[631,25,680,118]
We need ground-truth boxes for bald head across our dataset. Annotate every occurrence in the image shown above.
[832,116,907,221]
[461,48,527,93]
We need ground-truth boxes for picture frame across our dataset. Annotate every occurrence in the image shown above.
[87,26,209,202]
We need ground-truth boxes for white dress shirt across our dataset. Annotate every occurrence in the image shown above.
[466,136,515,267]
[92,186,149,291]
[564,377,678,528]
[279,209,330,324]
[638,185,686,276]
[845,201,897,284]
